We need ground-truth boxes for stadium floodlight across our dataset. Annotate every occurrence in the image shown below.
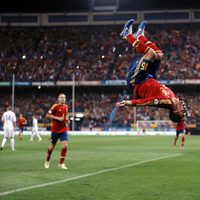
[76,113,84,118]
[22,55,26,59]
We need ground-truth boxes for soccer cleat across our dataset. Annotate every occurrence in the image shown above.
[134,20,147,39]
[58,163,68,170]
[0,147,3,151]
[44,161,50,169]
[120,19,134,39]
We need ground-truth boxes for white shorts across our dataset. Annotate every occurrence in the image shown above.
[4,127,15,138]
[32,127,38,133]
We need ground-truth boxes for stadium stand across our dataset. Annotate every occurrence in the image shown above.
[0,24,200,81]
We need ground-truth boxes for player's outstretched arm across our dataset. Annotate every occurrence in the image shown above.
[116,99,154,107]
[116,98,172,108]
[116,100,135,107]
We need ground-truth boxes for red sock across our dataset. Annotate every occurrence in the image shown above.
[181,136,185,146]
[59,146,67,164]
[138,35,162,53]
[126,34,150,54]
[138,35,148,43]
[46,147,53,161]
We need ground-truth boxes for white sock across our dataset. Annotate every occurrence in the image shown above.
[30,132,34,141]
[10,138,15,151]
[1,138,7,148]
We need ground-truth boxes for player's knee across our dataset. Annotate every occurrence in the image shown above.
[145,48,156,60]
[156,52,164,60]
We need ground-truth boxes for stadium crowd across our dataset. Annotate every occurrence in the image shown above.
[0,24,200,81]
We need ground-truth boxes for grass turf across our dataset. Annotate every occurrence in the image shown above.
[0,134,200,200]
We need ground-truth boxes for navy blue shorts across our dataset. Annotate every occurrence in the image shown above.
[19,127,24,132]
[50,132,68,145]
[176,129,185,137]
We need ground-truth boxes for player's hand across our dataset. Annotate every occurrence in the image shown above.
[116,100,126,107]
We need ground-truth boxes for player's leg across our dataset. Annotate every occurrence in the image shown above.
[18,128,23,141]
[174,131,179,146]
[58,132,68,170]
[9,129,15,151]
[121,19,163,60]
[120,19,151,55]
[44,133,58,169]
[30,129,35,141]
[30,132,33,141]
[1,128,9,150]
[134,21,163,59]
[134,21,163,78]
[36,129,42,141]
[1,137,7,150]
[10,137,15,151]
[181,133,185,148]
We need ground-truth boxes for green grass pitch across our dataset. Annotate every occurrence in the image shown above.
[0,134,200,200]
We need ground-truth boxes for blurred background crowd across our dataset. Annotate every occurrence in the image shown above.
[0,24,200,82]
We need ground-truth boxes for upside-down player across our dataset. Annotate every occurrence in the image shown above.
[174,121,186,148]
[17,113,27,141]
[44,93,69,170]
[116,19,186,123]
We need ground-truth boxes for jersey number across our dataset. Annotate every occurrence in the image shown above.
[5,115,12,121]
[140,62,148,71]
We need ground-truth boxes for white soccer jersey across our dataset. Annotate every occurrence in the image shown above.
[1,110,16,130]
[30,117,42,141]
[32,117,38,128]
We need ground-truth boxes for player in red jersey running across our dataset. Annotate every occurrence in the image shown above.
[174,122,186,148]
[116,19,186,123]
[17,113,27,141]
[44,93,69,170]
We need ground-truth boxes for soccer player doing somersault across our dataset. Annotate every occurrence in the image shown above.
[116,19,187,123]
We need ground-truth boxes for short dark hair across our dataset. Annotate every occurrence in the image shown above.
[7,106,12,111]
[169,110,184,123]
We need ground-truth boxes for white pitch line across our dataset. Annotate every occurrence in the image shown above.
[0,153,182,197]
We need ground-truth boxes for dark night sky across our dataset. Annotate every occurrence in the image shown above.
[0,0,200,13]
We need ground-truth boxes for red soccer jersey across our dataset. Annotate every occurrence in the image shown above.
[48,103,68,133]
[18,117,26,128]
[131,78,176,107]
[176,122,185,131]
[134,78,176,100]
